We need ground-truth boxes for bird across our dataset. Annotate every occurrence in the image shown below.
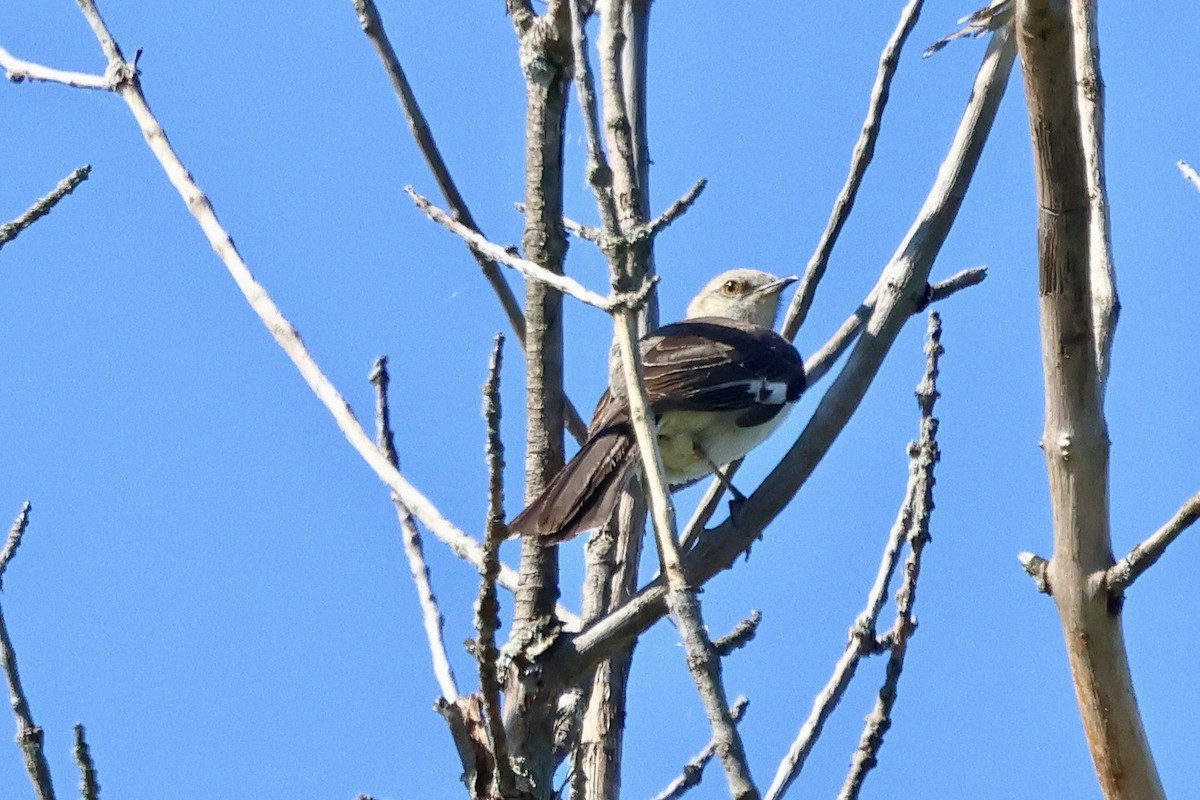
[508,268,807,543]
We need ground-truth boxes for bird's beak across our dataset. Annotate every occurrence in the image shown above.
[757,275,799,296]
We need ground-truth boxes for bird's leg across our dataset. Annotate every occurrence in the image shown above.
[696,448,746,502]
[694,446,753,533]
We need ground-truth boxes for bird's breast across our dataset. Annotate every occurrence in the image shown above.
[656,405,794,485]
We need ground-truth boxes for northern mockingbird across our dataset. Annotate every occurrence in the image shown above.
[509,269,806,543]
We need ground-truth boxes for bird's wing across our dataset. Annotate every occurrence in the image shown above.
[636,318,806,423]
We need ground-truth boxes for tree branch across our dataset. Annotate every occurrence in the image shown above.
[780,0,927,341]
[838,312,943,800]
[1071,0,1119,395]
[650,697,750,800]
[1106,491,1200,593]
[680,265,986,551]
[1177,160,1200,194]
[477,335,516,798]
[0,505,56,800]
[0,46,108,89]
[765,314,943,800]
[73,724,100,800]
[370,358,460,703]
[406,187,615,312]
[0,165,91,252]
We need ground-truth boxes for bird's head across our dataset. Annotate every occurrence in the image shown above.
[685,269,798,328]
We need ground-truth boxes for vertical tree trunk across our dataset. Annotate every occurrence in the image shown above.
[505,7,574,798]
[1014,2,1163,797]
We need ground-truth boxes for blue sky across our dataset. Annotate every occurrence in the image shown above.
[1,2,1198,798]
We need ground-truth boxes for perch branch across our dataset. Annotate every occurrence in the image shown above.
[679,266,984,551]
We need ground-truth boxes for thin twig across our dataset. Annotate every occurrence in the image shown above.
[1106,491,1200,593]
[567,0,618,232]
[0,503,32,588]
[0,47,109,89]
[922,0,1014,58]
[1178,161,1200,194]
[838,312,943,800]
[0,166,92,251]
[476,335,515,797]
[781,0,927,341]
[650,697,750,800]
[1018,551,1051,594]
[370,358,460,702]
[73,724,100,800]
[407,187,616,312]
[632,179,707,243]
[713,611,762,658]
[0,506,56,800]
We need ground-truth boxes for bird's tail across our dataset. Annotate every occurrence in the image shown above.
[507,421,636,543]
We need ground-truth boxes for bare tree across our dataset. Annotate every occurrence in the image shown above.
[0,1,1195,799]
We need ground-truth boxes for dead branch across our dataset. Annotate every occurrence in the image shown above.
[477,335,516,797]
[406,187,614,312]
[1071,0,1119,394]
[0,505,56,800]
[73,724,100,800]
[0,46,108,89]
[651,697,750,800]
[766,314,942,799]
[713,611,762,658]
[1106,490,1200,593]
[0,165,91,251]
[1178,160,1200,193]
[370,358,460,703]
[838,312,942,800]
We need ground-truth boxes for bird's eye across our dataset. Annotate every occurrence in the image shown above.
[722,279,741,295]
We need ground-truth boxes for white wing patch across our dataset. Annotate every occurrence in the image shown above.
[752,379,789,405]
